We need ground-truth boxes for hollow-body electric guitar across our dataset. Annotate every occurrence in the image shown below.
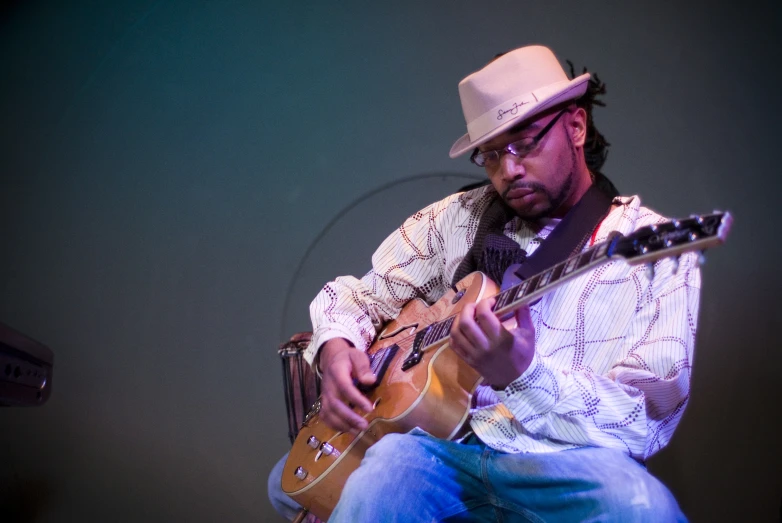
[281,212,732,520]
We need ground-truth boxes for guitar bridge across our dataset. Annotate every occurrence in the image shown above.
[401,326,429,370]
[401,351,422,371]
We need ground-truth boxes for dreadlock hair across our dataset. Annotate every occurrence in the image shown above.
[565,60,618,197]
[566,62,610,174]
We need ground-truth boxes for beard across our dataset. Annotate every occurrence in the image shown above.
[501,128,579,221]
[501,175,573,220]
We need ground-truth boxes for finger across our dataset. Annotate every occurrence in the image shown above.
[321,406,365,433]
[514,305,534,331]
[450,326,483,370]
[474,298,503,339]
[332,352,372,411]
[321,369,370,432]
[339,380,374,414]
[350,351,376,385]
[318,380,352,433]
[458,302,480,333]
[324,362,372,412]
[456,304,488,350]
[320,394,369,433]
[449,322,469,359]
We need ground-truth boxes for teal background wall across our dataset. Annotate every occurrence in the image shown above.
[1,1,780,521]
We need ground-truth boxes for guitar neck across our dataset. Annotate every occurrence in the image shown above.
[413,211,731,352]
[491,237,615,321]
[412,238,615,354]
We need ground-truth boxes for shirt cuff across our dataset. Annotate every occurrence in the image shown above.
[304,324,368,370]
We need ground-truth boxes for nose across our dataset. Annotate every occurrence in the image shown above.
[497,151,526,180]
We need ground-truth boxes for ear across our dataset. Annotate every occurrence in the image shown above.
[568,106,588,148]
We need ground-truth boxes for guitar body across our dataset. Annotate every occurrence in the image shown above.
[281,271,498,520]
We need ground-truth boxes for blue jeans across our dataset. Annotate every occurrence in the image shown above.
[268,452,306,521]
[269,429,686,522]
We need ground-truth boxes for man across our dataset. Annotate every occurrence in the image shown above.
[270,45,698,521]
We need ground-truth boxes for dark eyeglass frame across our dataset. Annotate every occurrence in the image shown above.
[470,108,569,168]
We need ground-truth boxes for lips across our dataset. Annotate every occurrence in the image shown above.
[505,186,536,200]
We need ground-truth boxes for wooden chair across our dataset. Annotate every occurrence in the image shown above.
[278,332,322,523]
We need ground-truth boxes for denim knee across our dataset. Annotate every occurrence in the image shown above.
[595,458,686,522]
[346,433,426,490]
[333,433,461,522]
[268,453,302,521]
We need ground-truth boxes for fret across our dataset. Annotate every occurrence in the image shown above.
[561,254,580,276]
[512,279,531,302]
[502,287,518,308]
[549,263,566,286]
[523,274,542,295]
[493,288,516,311]
[576,250,595,270]
[538,262,566,289]
[537,268,554,288]
[491,291,504,311]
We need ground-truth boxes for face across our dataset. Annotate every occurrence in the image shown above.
[478,106,587,220]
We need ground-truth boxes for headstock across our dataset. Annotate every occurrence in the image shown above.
[609,212,733,265]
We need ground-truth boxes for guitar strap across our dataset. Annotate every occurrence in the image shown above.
[452,182,615,290]
[504,183,614,289]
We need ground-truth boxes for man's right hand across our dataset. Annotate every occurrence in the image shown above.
[317,338,376,433]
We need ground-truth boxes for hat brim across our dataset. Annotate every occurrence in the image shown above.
[449,73,591,159]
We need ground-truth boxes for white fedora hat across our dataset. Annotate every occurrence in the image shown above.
[449,45,590,158]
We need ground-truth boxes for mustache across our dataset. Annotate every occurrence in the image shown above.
[502,181,546,199]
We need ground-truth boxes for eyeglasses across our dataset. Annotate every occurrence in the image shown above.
[470,108,568,169]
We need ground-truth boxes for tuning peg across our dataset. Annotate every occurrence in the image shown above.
[671,255,680,275]
[645,263,655,281]
[696,251,707,267]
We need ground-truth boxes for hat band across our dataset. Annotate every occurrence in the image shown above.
[466,91,539,141]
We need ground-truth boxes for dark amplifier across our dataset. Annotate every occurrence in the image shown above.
[0,322,53,406]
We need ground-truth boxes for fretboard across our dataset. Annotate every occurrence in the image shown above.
[407,210,731,356]
[491,236,616,319]
[412,235,619,353]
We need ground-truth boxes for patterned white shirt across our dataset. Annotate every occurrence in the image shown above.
[305,185,701,461]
